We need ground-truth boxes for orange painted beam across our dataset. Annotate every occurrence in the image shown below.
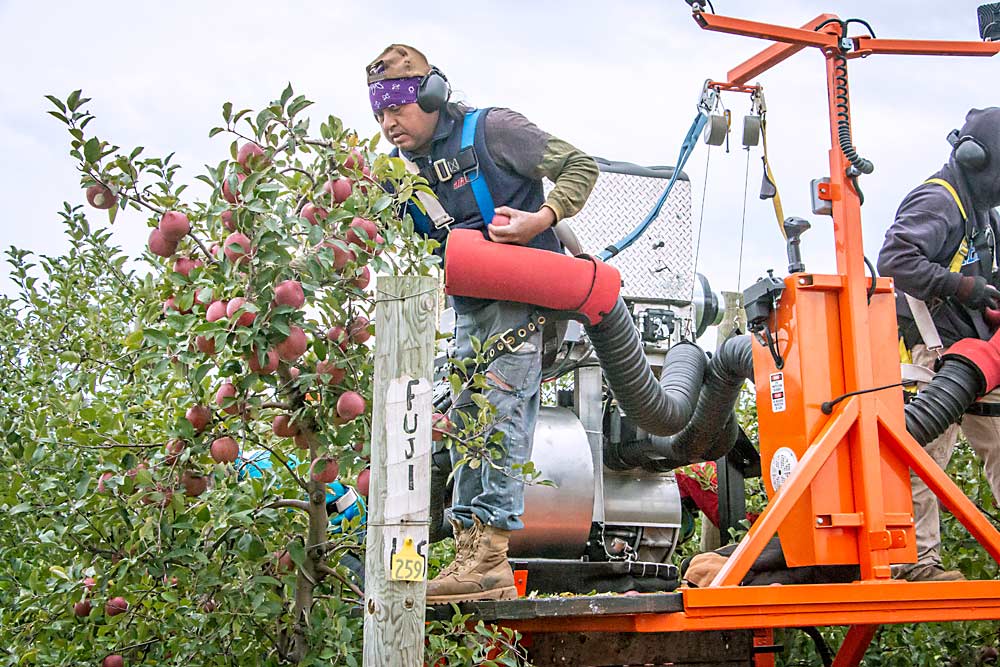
[722,13,839,85]
[832,625,878,667]
[694,11,839,53]
[853,37,1000,57]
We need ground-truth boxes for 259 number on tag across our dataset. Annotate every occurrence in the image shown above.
[390,537,426,582]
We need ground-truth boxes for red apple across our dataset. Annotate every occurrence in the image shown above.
[206,300,228,323]
[310,456,339,483]
[321,238,355,270]
[277,549,295,573]
[324,177,353,204]
[316,360,346,385]
[105,596,128,617]
[343,149,365,171]
[195,335,216,355]
[247,347,279,375]
[226,297,256,327]
[97,472,114,494]
[74,599,92,617]
[185,405,211,433]
[272,414,299,438]
[301,203,327,226]
[83,576,97,592]
[164,439,186,464]
[273,280,305,309]
[491,214,511,227]
[336,391,366,421]
[356,468,371,498]
[209,242,221,258]
[221,210,236,231]
[223,232,252,264]
[172,256,202,278]
[102,655,124,667]
[237,142,266,171]
[432,413,452,441]
[345,217,378,247]
[326,326,349,351]
[222,172,246,204]
[181,470,208,497]
[163,296,189,315]
[86,184,115,210]
[348,316,372,344]
[293,431,315,450]
[148,228,177,258]
[203,598,218,613]
[277,326,308,361]
[159,211,191,242]
[215,382,239,415]
[289,366,301,380]
[352,266,371,290]
[210,436,239,463]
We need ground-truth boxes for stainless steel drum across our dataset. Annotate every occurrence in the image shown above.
[509,407,594,559]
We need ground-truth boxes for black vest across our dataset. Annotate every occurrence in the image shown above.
[403,109,562,313]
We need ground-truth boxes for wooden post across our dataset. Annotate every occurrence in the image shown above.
[364,275,438,667]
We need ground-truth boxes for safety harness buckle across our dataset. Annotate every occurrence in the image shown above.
[433,158,457,183]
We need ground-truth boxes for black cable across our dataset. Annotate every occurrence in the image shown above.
[705,0,715,13]
[763,327,784,370]
[845,18,877,38]
[864,255,877,304]
[798,627,834,667]
[817,19,876,177]
[821,380,915,415]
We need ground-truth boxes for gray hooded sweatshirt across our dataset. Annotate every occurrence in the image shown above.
[877,107,1000,347]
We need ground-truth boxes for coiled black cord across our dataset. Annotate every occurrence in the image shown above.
[833,54,875,175]
[816,18,876,179]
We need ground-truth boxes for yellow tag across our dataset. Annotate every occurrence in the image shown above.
[390,537,425,582]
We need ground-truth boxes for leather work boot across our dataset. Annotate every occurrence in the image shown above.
[896,564,966,582]
[430,518,479,582]
[427,518,517,604]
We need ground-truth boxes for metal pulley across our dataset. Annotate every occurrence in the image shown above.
[703,112,729,146]
[742,115,762,147]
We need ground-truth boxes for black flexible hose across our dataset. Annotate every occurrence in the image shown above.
[585,298,707,437]
[606,335,755,470]
[904,356,984,446]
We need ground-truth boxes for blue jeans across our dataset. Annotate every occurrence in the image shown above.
[448,301,542,532]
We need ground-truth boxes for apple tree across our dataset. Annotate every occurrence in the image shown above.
[1,87,524,666]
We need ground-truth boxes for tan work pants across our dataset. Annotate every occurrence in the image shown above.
[907,344,1000,569]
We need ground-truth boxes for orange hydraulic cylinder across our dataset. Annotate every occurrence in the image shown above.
[750,274,916,567]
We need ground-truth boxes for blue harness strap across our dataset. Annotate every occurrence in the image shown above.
[461,109,496,225]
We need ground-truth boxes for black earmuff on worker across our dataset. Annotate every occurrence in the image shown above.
[417,67,451,113]
[949,128,992,171]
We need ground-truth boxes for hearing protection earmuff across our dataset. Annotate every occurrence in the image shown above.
[949,128,991,171]
[417,67,451,113]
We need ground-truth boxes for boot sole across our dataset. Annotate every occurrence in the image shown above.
[427,585,518,605]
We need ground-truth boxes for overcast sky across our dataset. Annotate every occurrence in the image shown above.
[1,0,996,308]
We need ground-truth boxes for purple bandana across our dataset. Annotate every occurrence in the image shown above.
[369,77,421,113]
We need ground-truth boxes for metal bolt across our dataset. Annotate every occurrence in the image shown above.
[816,517,824,525]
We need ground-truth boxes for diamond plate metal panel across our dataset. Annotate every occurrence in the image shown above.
[547,164,694,304]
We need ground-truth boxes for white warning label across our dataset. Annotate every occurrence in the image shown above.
[770,447,798,492]
[769,372,786,413]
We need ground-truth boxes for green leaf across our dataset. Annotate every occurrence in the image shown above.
[287,540,306,569]
[48,566,70,581]
[125,328,144,350]
[67,89,82,111]
[223,101,233,123]
[280,83,294,108]
[44,94,66,112]
[83,137,100,163]
[209,127,224,137]
[59,350,81,364]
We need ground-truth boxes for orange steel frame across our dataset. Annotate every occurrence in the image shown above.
[508,10,1000,667]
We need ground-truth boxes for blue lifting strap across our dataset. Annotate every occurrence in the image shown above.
[462,109,497,225]
[599,111,710,261]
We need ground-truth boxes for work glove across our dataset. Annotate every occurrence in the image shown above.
[955,275,1000,310]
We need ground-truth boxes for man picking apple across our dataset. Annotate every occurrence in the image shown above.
[366,44,598,604]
